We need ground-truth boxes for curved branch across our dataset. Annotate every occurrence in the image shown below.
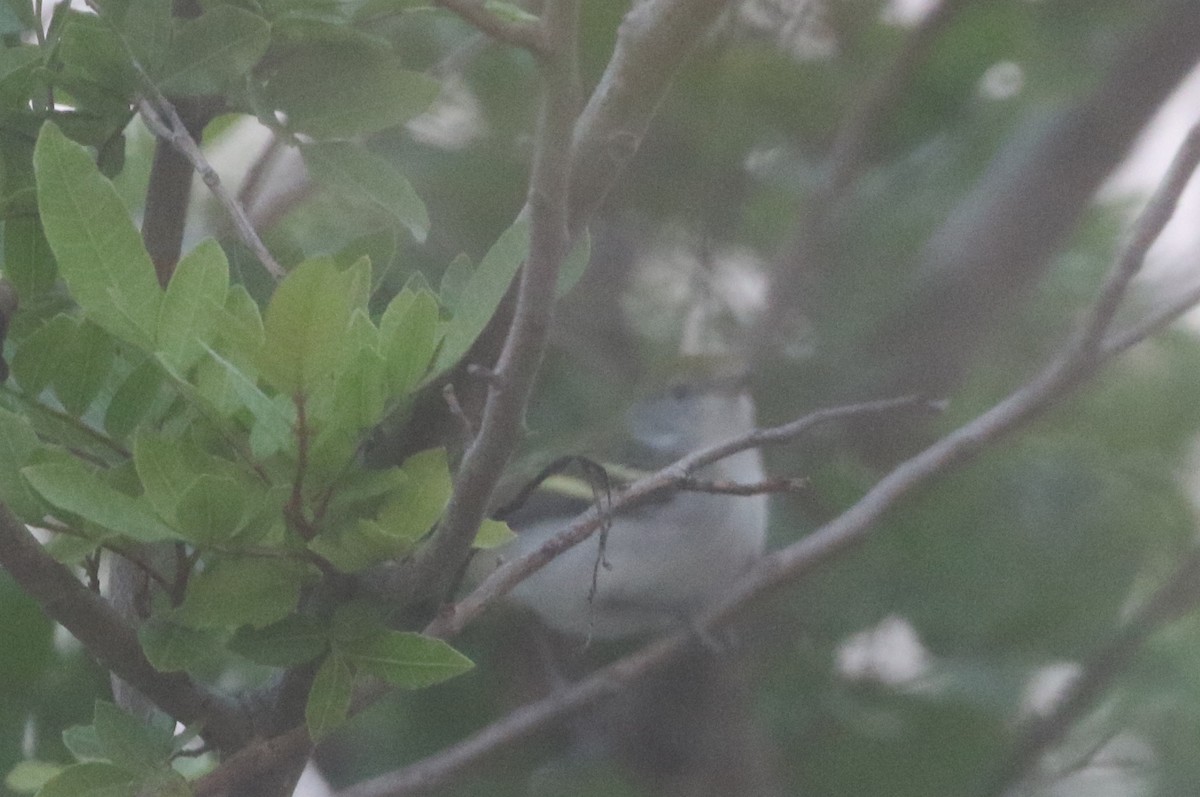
[0,506,252,751]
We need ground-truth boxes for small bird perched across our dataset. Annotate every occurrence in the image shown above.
[496,380,769,640]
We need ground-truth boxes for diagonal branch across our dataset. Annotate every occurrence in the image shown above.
[403,0,581,608]
[0,505,252,752]
[331,104,1200,797]
[426,394,935,639]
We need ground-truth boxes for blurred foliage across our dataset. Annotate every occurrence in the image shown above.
[0,0,1198,795]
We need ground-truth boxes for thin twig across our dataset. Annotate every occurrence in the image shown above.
[1072,119,1200,357]
[675,475,809,495]
[136,99,286,280]
[426,394,933,639]
[82,0,287,281]
[435,0,546,53]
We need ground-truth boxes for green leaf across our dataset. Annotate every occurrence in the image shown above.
[157,6,271,96]
[104,360,166,441]
[34,123,161,349]
[3,216,57,298]
[174,474,252,545]
[61,724,105,761]
[22,462,177,542]
[258,258,352,394]
[137,616,222,672]
[5,760,61,794]
[119,0,172,75]
[178,557,310,629]
[438,253,472,312]
[306,654,353,741]
[309,518,410,572]
[302,142,429,243]
[32,762,136,797]
[374,447,452,544]
[0,407,46,521]
[228,614,328,666]
[133,432,214,523]
[474,518,516,549]
[262,44,439,139]
[339,630,473,688]
[217,284,266,362]
[379,288,439,395]
[201,346,295,458]
[156,239,230,373]
[50,320,115,417]
[92,701,172,773]
[431,218,529,376]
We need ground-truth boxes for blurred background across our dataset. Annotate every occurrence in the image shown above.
[8,1,1200,795]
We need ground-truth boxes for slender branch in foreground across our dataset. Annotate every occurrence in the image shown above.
[982,548,1200,797]
[1072,119,1200,356]
[0,505,252,752]
[567,0,734,233]
[330,108,1200,797]
[403,0,581,608]
[427,394,934,639]
[136,99,286,280]
[435,0,546,53]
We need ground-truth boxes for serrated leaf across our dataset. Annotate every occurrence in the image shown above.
[22,462,177,542]
[474,518,516,549]
[302,142,429,243]
[380,288,438,395]
[34,123,161,349]
[157,239,230,373]
[263,44,439,139]
[32,762,136,797]
[259,258,352,394]
[306,654,353,741]
[137,616,222,672]
[0,407,46,520]
[228,614,328,666]
[431,218,529,376]
[158,6,270,96]
[338,631,473,688]
[178,557,310,629]
[92,701,172,773]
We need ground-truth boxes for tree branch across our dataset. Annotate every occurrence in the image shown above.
[567,0,734,233]
[0,505,252,752]
[136,98,286,281]
[403,0,581,608]
[328,104,1200,796]
[426,394,934,639]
